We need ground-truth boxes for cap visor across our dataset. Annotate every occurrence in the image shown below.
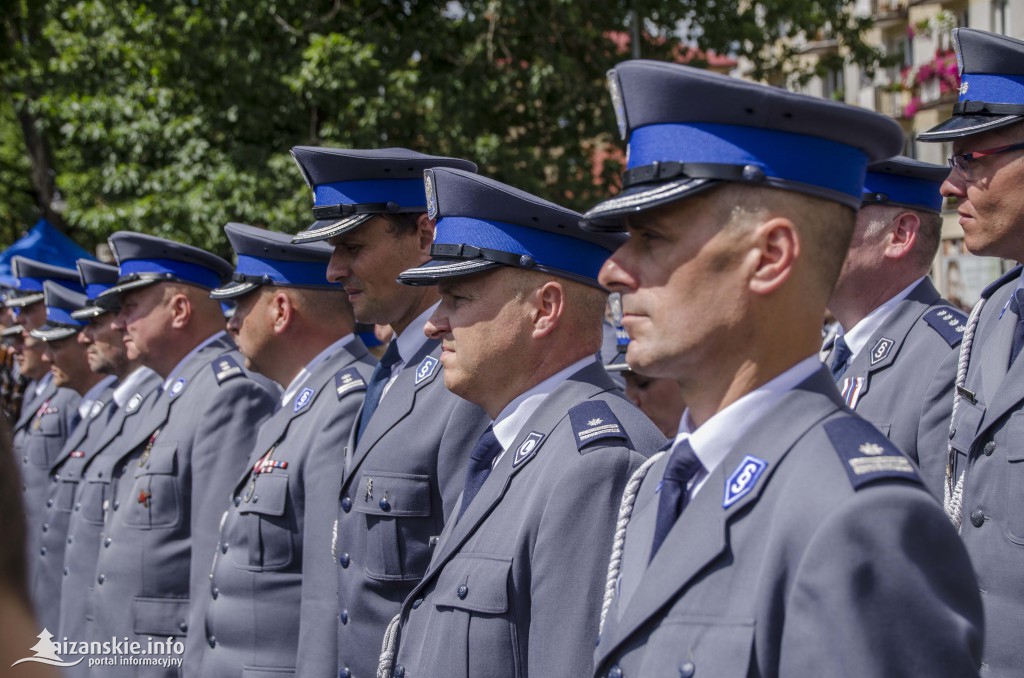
[209,281,260,300]
[1,324,24,338]
[96,277,162,307]
[291,213,375,244]
[582,178,717,231]
[29,326,79,341]
[70,305,110,320]
[918,114,1024,142]
[4,292,45,309]
[397,259,504,286]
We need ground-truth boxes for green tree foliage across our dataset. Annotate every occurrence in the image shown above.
[1,0,886,254]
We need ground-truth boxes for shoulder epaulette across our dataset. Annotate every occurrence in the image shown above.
[823,416,921,490]
[568,400,631,453]
[211,354,245,385]
[981,264,1022,300]
[921,305,968,347]
[335,367,368,400]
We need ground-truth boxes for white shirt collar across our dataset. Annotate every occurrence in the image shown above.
[162,331,226,391]
[492,356,597,453]
[34,371,53,397]
[672,354,821,498]
[839,277,924,360]
[114,366,158,408]
[77,374,118,420]
[392,302,439,368]
[280,333,356,407]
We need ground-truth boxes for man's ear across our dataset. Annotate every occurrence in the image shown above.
[168,291,192,329]
[748,217,798,296]
[884,211,921,261]
[270,291,293,335]
[530,280,566,339]
[415,213,436,257]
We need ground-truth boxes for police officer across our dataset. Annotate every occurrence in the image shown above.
[87,233,276,677]
[56,260,162,675]
[5,258,82,575]
[375,168,664,678]
[918,27,1024,678]
[289,147,489,678]
[185,223,377,677]
[585,60,982,677]
[27,281,112,633]
[823,156,965,496]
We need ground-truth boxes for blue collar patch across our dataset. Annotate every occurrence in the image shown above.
[868,337,895,366]
[293,387,315,413]
[126,393,144,414]
[513,431,546,468]
[167,378,187,399]
[723,455,768,509]
[415,355,439,385]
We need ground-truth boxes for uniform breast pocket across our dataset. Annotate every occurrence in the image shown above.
[125,442,180,529]
[431,554,518,678]
[637,618,755,677]
[81,479,109,526]
[28,416,65,468]
[235,473,293,570]
[353,471,433,581]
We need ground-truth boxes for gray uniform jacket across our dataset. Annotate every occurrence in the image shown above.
[822,277,966,496]
[58,369,163,677]
[947,265,1024,678]
[30,376,117,633]
[595,366,983,678]
[335,338,488,678]
[390,362,665,678]
[15,376,81,572]
[87,334,276,677]
[188,338,376,678]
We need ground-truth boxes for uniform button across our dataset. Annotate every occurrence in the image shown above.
[339,667,352,678]
[971,510,985,528]
[339,610,349,625]
[40,547,47,556]
[393,666,405,678]
[97,574,105,584]
[22,455,27,463]
[379,498,391,512]
[46,499,54,508]
[233,497,241,507]
[607,665,623,678]
[207,635,216,648]
[41,523,49,532]
[339,553,350,568]
[983,441,996,456]
[411,598,423,609]
[221,542,228,554]
[457,585,468,599]
[178,621,188,633]
[67,537,73,545]
[341,497,352,513]
[63,567,69,576]
[211,587,219,599]
[104,537,112,548]
[679,661,695,677]
[113,501,119,510]
[74,502,81,511]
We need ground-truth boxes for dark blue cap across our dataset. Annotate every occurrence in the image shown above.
[72,260,119,320]
[29,281,87,341]
[290,147,478,244]
[101,232,233,304]
[920,29,1024,141]
[861,156,948,214]
[398,168,624,288]
[5,257,84,309]
[211,222,338,299]
[583,60,905,229]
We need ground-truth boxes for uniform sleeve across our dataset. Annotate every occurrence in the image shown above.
[529,446,643,678]
[295,390,364,678]
[187,378,277,604]
[780,484,983,677]
[914,345,959,499]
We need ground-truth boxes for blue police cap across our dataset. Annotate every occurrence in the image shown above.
[5,257,84,309]
[582,60,905,229]
[1,324,23,340]
[398,168,624,288]
[71,260,120,320]
[290,147,478,244]
[101,232,233,304]
[861,156,948,214]
[920,29,1024,142]
[211,222,338,299]
[29,281,88,341]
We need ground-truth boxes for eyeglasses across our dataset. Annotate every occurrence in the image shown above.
[947,141,1024,180]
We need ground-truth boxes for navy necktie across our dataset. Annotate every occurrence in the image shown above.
[1011,289,1024,367]
[355,341,402,446]
[458,426,502,519]
[650,438,704,561]
[830,335,852,381]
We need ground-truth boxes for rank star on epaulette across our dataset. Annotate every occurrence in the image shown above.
[859,442,885,456]
[213,355,244,383]
[825,417,921,490]
[335,367,367,398]
[568,400,630,451]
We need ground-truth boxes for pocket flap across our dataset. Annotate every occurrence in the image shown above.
[132,596,190,636]
[433,554,511,614]
[950,400,984,454]
[38,414,63,436]
[134,441,178,476]
[238,473,289,517]
[641,618,755,676]
[352,471,432,517]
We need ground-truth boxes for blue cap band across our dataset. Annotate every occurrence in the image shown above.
[628,122,869,201]
[45,306,85,329]
[959,73,1024,104]
[863,171,943,213]
[17,277,82,294]
[85,282,113,301]
[234,254,334,287]
[120,258,224,289]
[435,216,612,281]
[314,178,426,208]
